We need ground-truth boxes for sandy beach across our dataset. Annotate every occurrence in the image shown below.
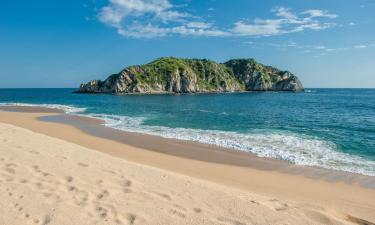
[0,107,375,225]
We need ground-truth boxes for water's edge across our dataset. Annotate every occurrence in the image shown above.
[1,102,375,177]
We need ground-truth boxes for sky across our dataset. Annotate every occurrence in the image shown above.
[0,0,374,88]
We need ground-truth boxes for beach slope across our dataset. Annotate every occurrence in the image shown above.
[0,110,374,224]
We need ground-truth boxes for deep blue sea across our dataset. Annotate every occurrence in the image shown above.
[1,88,375,176]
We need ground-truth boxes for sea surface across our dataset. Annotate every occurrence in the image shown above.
[1,88,375,176]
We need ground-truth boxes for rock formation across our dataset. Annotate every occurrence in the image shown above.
[77,57,304,94]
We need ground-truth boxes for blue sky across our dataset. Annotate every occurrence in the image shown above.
[1,0,374,88]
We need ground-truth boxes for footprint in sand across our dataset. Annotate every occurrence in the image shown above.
[19,178,28,183]
[121,179,133,193]
[31,165,50,177]
[64,176,73,183]
[173,204,187,212]
[216,217,246,225]
[5,163,17,167]
[67,186,76,192]
[28,150,40,155]
[193,208,202,213]
[265,199,289,211]
[77,163,88,167]
[42,172,49,177]
[73,189,89,206]
[103,169,116,175]
[4,167,16,174]
[42,214,52,225]
[95,206,108,219]
[127,213,137,225]
[31,165,39,171]
[250,200,259,205]
[3,163,17,174]
[96,190,109,200]
[168,209,186,218]
[122,180,132,187]
[153,192,172,201]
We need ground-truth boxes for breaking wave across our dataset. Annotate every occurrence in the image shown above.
[0,102,86,114]
[91,113,375,176]
[2,102,375,176]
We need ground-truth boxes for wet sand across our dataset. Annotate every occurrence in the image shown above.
[0,105,64,113]
[40,113,375,186]
[0,106,375,224]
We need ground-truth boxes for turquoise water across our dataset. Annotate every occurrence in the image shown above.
[1,88,375,176]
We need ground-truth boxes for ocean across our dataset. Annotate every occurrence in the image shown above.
[1,88,374,176]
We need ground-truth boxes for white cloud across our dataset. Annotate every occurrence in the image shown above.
[301,9,338,18]
[354,45,368,49]
[186,22,212,29]
[232,7,337,36]
[98,0,188,26]
[232,20,282,36]
[117,23,169,38]
[314,45,326,49]
[274,7,298,21]
[98,1,338,38]
[99,0,227,37]
[244,41,374,55]
[171,26,230,36]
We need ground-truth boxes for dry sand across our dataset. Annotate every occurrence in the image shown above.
[0,109,374,225]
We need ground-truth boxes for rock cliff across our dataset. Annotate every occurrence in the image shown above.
[77,57,304,94]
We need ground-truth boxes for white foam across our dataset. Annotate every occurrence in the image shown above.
[91,113,375,177]
[0,102,86,114]
[2,102,374,176]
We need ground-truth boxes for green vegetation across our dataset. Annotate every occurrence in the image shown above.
[130,57,271,91]
[78,57,303,93]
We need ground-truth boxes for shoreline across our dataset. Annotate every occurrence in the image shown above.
[0,106,375,223]
[39,114,375,185]
[2,104,374,178]
[2,105,375,182]
[0,121,361,225]
[0,106,375,183]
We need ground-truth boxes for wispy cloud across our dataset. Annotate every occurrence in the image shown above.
[98,1,338,38]
[354,45,368,49]
[232,7,337,36]
[301,9,338,18]
[98,0,227,37]
[244,40,375,55]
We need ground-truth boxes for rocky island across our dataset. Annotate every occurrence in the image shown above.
[77,57,304,94]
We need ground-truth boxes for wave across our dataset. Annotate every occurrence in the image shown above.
[2,102,375,176]
[91,114,375,177]
[0,102,86,114]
